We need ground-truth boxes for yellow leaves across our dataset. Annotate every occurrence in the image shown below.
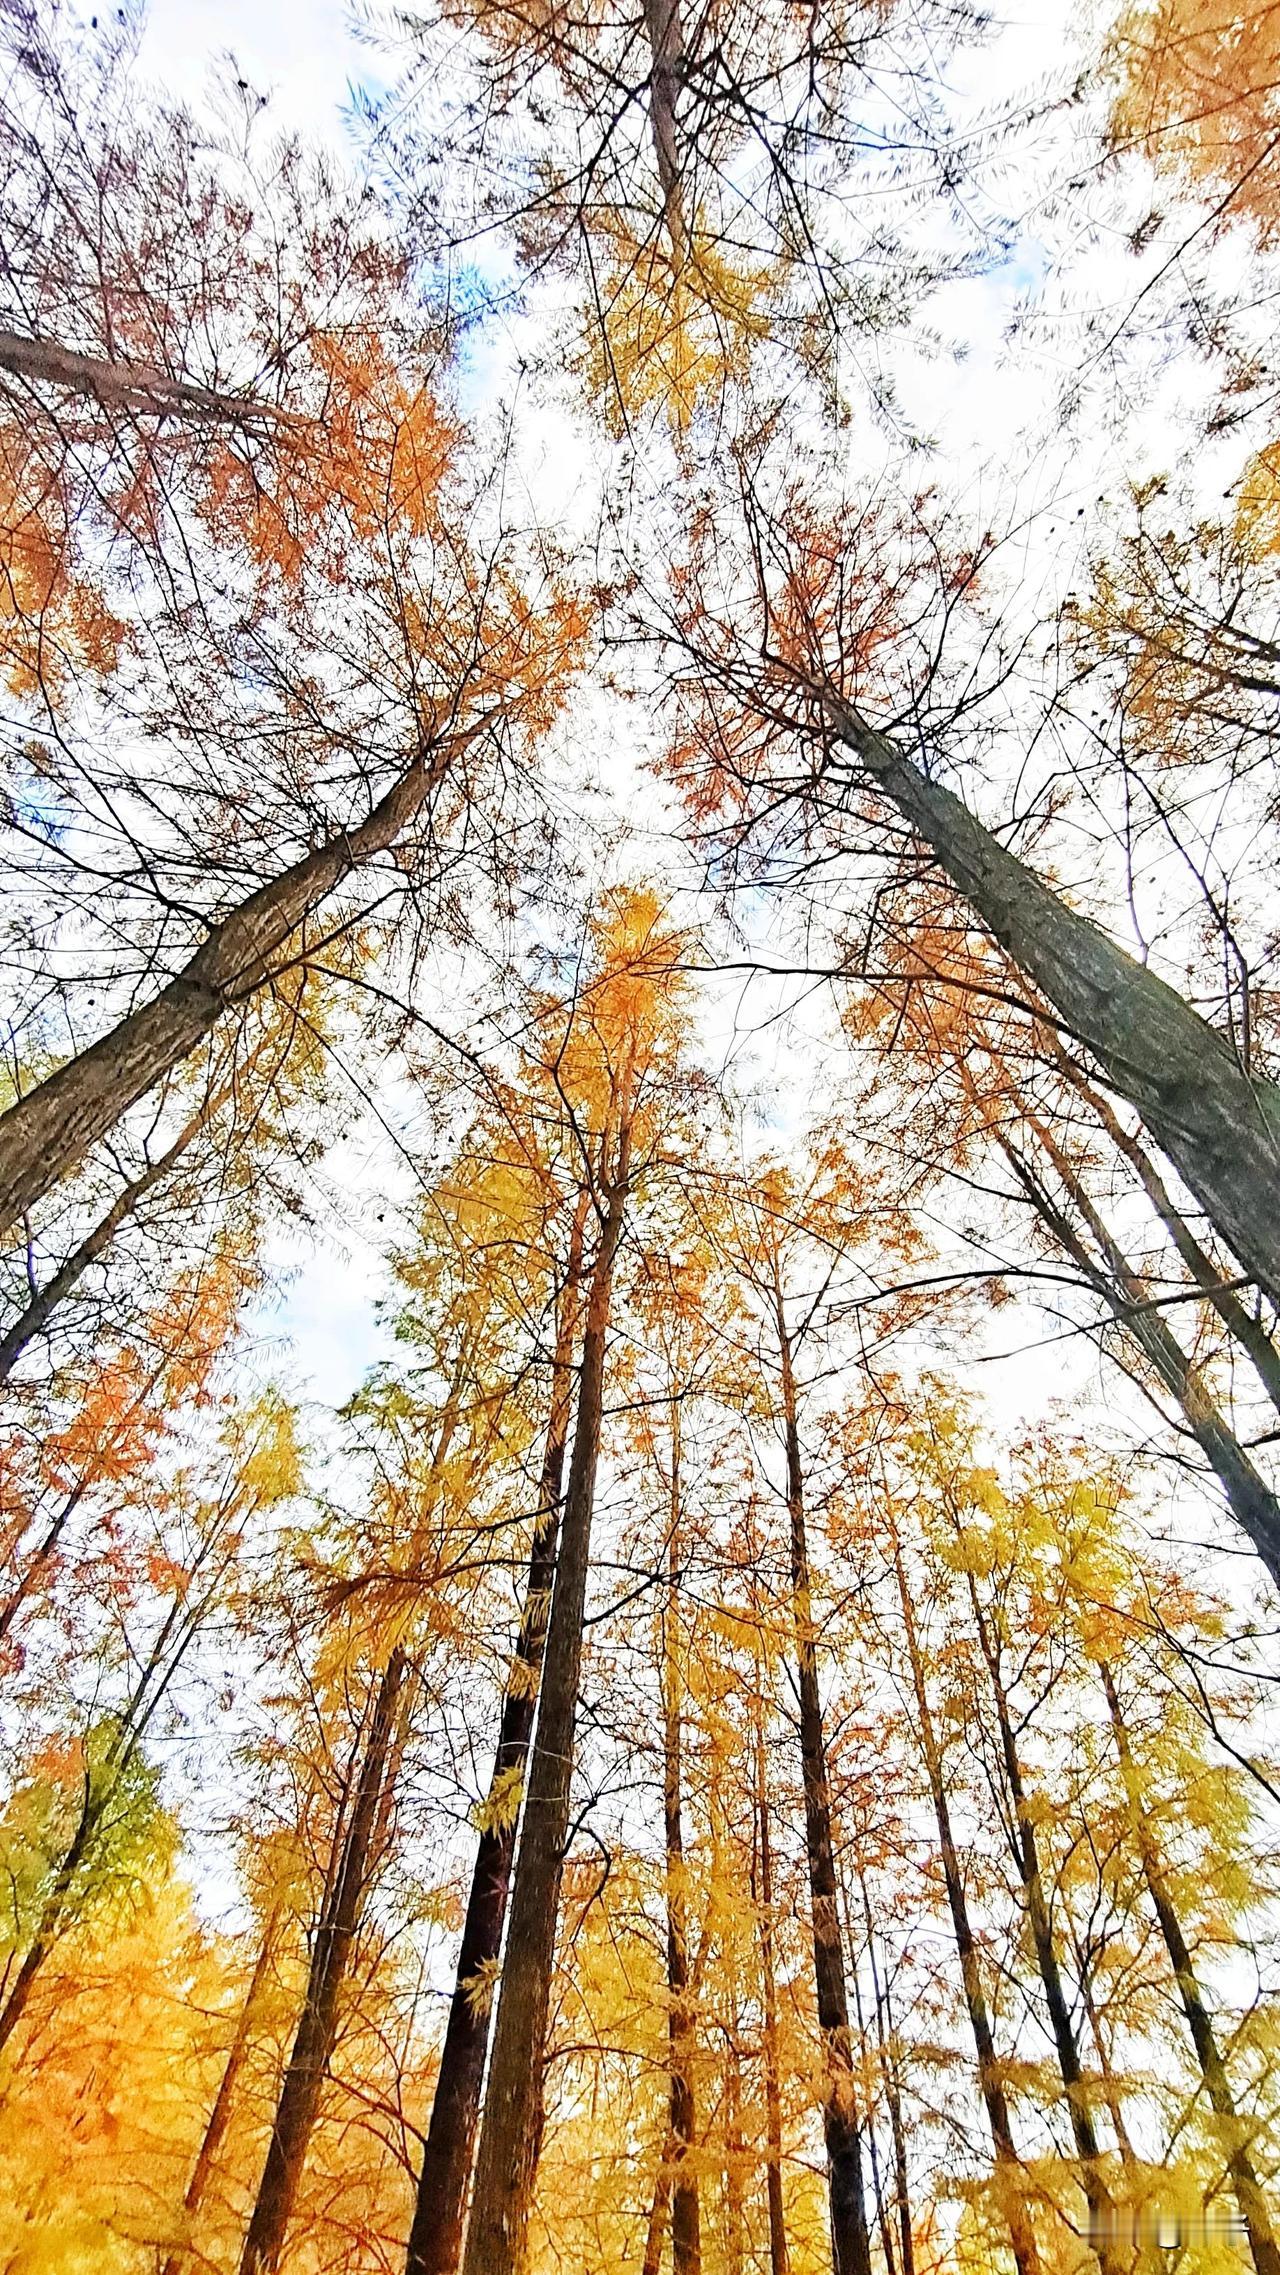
[463,1953,503,2018]
[1235,439,1280,557]
[226,1393,305,1509]
[579,221,777,432]
[472,1762,525,1837]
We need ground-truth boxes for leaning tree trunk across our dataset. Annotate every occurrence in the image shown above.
[640,0,690,268]
[892,1545,1041,2275]
[661,1412,702,2275]
[999,1109,1280,1586]
[0,1748,110,2055]
[1098,1660,1280,2275]
[0,727,473,1238]
[0,325,289,428]
[0,1031,273,1383]
[1042,1030,1280,1419]
[751,1694,792,2275]
[161,1912,283,2275]
[405,1199,587,2275]
[831,702,1280,1308]
[458,1153,630,2275]
[773,1291,872,2275]
[963,1578,1126,2275]
[239,1648,407,2275]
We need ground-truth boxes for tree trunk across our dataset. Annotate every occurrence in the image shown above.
[161,1913,282,2275]
[642,2150,674,2275]
[848,1930,898,2275]
[857,1874,915,2275]
[962,1577,1125,2275]
[773,1291,872,2275]
[724,2010,747,2275]
[1073,1950,1138,2168]
[834,704,1280,1308]
[457,1155,630,2275]
[640,0,690,267]
[405,1199,587,2275]
[1043,1032,1280,1419]
[0,325,291,428]
[239,1647,407,2275]
[0,1754,107,2055]
[751,1696,791,2275]
[891,1545,1041,2275]
[0,1038,266,1384]
[1099,1660,1280,2275]
[1001,1107,1280,1586]
[0,730,471,1237]
[663,1405,702,2275]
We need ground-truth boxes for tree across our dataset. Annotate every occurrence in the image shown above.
[460,887,698,2275]
[662,471,1280,1314]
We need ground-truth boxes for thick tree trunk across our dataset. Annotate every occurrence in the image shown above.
[458,1157,630,2275]
[834,705,1280,1307]
[751,1697,791,2275]
[892,1546,1041,2275]
[239,1647,407,2275]
[642,2151,674,2275]
[1002,1109,1280,1586]
[161,1914,282,2275]
[640,0,689,267]
[1099,1661,1280,2275]
[662,1411,702,2275]
[0,732,468,1237]
[963,1580,1125,2275]
[0,325,289,428]
[773,1294,872,2275]
[405,1201,587,2275]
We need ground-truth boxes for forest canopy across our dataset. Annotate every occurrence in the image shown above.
[3,1,1280,2273]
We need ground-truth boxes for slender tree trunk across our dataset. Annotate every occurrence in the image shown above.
[405,1200,587,2275]
[962,1579,1125,2275]
[1073,1952,1138,2168]
[1043,1032,1280,1418]
[724,2010,746,2275]
[662,1407,702,2275]
[751,1695,791,2275]
[773,1291,872,2275]
[0,1756,106,2055]
[1098,1661,1280,2275]
[1003,1109,1280,1585]
[458,1155,630,2275]
[848,1936,898,2275]
[0,1037,268,1383]
[0,726,475,1236]
[831,701,1280,1306]
[891,1546,1041,2275]
[239,1647,407,2275]
[858,1874,915,2275]
[161,1913,283,2275]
